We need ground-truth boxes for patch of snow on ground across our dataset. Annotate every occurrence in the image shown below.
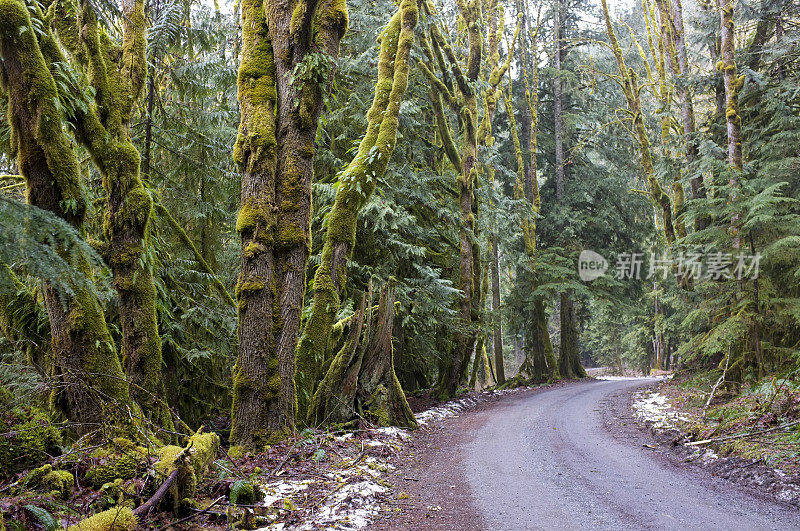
[632,391,691,429]
[299,480,387,530]
[260,479,313,507]
[259,388,527,530]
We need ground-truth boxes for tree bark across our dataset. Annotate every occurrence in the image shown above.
[0,0,135,436]
[296,0,418,419]
[231,0,348,448]
[308,285,417,429]
[490,235,505,384]
[718,0,744,248]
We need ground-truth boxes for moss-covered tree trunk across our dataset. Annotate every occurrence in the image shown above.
[718,0,743,246]
[231,0,347,449]
[479,0,518,387]
[658,0,707,229]
[490,235,505,384]
[435,0,483,400]
[39,0,173,432]
[0,0,135,435]
[601,0,675,244]
[558,293,586,379]
[503,1,558,384]
[296,0,418,419]
[307,284,417,429]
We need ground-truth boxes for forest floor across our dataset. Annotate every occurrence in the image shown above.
[5,377,799,529]
[373,377,800,530]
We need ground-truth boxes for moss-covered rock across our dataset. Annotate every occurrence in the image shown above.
[0,406,61,478]
[84,438,149,487]
[24,464,74,499]
[65,506,137,531]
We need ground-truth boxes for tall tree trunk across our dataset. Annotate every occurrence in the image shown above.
[432,0,483,400]
[0,1,135,436]
[231,0,348,448]
[553,0,584,379]
[503,0,558,384]
[296,1,418,419]
[490,235,505,384]
[665,0,708,229]
[558,293,586,378]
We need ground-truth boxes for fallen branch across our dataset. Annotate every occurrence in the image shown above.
[133,468,179,518]
[685,420,800,446]
[703,348,730,416]
[133,441,194,518]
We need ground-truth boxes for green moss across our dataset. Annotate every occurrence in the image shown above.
[66,506,137,531]
[236,201,268,234]
[274,222,306,249]
[0,406,61,478]
[99,478,130,508]
[236,279,265,298]
[153,430,219,512]
[23,463,73,498]
[290,3,306,35]
[311,0,349,43]
[244,241,266,258]
[84,439,148,487]
[43,469,74,498]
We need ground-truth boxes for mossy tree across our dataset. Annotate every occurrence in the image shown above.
[0,0,136,435]
[718,0,744,246]
[296,0,419,420]
[42,0,174,433]
[478,0,519,387]
[307,282,417,429]
[231,0,348,448]
[600,0,676,246]
[417,0,485,400]
[502,2,559,384]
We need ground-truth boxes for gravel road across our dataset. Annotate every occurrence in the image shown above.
[464,378,800,530]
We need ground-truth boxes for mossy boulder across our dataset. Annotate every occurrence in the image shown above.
[0,406,61,477]
[24,464,74,499]
[84,438,149,487]
[65,506,137,531]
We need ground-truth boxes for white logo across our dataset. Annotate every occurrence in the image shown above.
[578,250,608,282]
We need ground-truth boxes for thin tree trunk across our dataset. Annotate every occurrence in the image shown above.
[718,0,744,248]
[490,235,505,384]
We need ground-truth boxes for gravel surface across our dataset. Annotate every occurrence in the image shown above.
[373,378,800,530]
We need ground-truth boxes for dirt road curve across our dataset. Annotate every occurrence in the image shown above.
[464,378,799,530]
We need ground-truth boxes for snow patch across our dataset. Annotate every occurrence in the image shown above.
[632,391,691,429]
